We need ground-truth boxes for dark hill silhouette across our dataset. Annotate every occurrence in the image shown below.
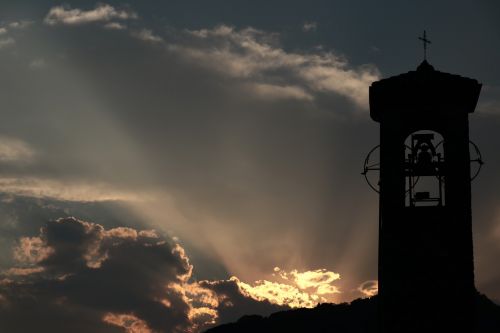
[205,292,500,333]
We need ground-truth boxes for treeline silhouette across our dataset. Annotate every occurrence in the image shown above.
[205,292,500,333]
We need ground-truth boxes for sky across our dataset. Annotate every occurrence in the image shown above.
[0,1,498,332]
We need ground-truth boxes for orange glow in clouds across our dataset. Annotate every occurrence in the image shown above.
[103,313,152,333]
[233,267,341,308]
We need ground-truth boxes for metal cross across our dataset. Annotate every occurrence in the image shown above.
[418,30,431,60]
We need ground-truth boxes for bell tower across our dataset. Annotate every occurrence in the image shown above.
[366,57,482,332]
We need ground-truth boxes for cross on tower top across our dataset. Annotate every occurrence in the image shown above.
[418,30,431,61]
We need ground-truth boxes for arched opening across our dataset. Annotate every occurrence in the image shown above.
[404,130,445,207]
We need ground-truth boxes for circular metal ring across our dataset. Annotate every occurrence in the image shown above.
[362,145,380,193]
[469,140,484,181]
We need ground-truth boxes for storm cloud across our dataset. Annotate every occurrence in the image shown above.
[1,217,195,332]
[0,217,293,332]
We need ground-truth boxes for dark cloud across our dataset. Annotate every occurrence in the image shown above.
[357,280,378,298]
[0,216,299,332]
[200,279,288,325]
[0,217,194,332]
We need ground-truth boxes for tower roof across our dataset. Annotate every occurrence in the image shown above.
[370,61,482,122]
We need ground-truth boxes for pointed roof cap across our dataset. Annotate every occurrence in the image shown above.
[416,60,435,72]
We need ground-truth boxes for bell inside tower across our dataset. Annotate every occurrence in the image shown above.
[404,130,444,207]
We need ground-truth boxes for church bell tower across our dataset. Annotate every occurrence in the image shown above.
[364,36,483,332]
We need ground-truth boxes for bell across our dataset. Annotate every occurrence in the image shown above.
[415,147,436,175]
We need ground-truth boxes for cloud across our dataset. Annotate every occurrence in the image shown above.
[44,4,137,26]
[0,217,199,332]
[104,22,127,30]
[280,268,341,294]
[0,136,34,162]
[199,278,288,326]
[0,20,32,46]
[302,21,318,32]
[179,25,379,108]
[245,83,313,101]
[0,217,295,332]
[13,236,53,264]
[29,58,47,70]
[8,20,34,30]
[0,178,156,202]
[0,37,15,49]
[358,280,378,297]
[103,313,152,333]
[219,267,341,309]
[4,266,45,276]
[131,29,163,43]
[0,12,384,308]
[234,276,318,308]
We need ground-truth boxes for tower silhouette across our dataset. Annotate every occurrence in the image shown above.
[368,59,482,332]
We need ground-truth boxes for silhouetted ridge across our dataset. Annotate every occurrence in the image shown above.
[205,293,500,333]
